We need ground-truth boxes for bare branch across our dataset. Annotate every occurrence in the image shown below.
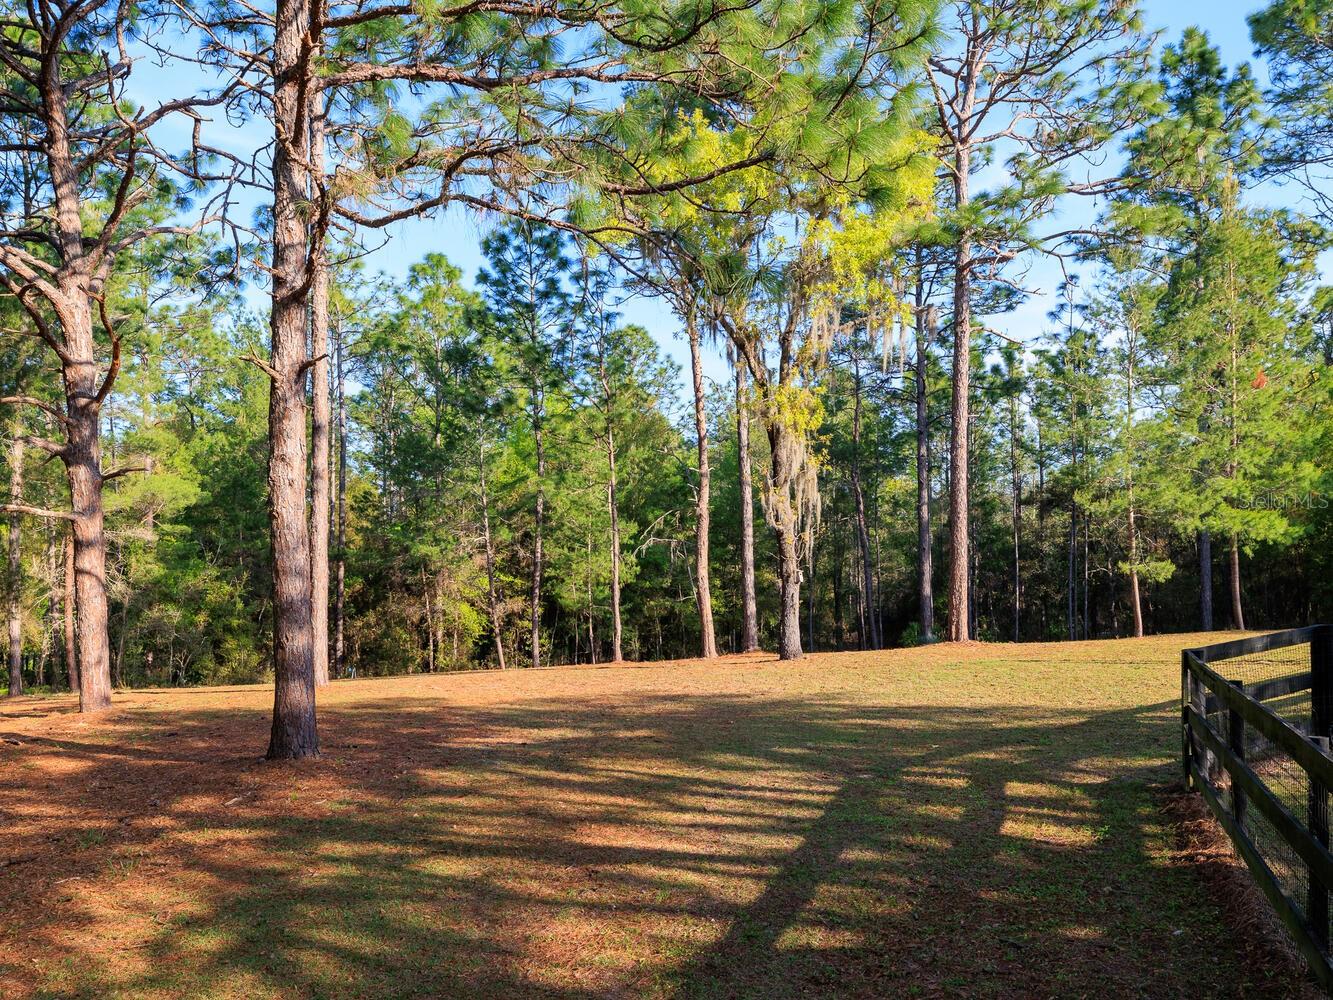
[242,354,281,381]
[102,464,147,481]
[0,503,75,521]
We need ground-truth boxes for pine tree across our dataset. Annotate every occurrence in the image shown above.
[1157,186,1322,630]
[924,0,1150,641]
[1085,260,1173,638]
[480,222,574,670]
[1250,0,1333,220]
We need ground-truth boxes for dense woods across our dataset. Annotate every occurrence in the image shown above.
[1,0,1331,758]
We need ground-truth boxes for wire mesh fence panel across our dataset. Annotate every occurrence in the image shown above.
[1184,627,1333,990]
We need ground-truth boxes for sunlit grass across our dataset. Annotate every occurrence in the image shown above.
[0,633,1317,998]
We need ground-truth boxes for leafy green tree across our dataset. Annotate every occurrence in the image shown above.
[1250,0,1333,220]
[1115,30,1323,630]
[925,0,1151,640]
[1156,186,1323,629]
[479,222,574,669]
[1083,261,1173,638]
[0,5,226,711]
[571,251,677,661]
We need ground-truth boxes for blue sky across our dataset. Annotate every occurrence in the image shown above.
[136,2,1314,403]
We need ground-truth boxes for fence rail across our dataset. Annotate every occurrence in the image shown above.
[1182,625,1333,990]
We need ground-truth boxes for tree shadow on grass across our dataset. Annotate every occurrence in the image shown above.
[0,684,1308,999]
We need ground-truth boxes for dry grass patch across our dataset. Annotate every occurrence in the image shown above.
[0,634,1317,998]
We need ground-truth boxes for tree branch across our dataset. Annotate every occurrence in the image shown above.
[0,503,74,521]
[241,354,281,381]
[94,298,122,405]
[0,395,71,427]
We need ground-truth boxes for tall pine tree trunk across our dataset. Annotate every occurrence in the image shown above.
[1067,504,1077,642]
[586,532,597,663]
[63,531,77,693]
[687,315,717,659]
[947,154,973,643]
[530,387,545,669]
[40,519,54,687]
[1127,505,1144,638]
[1010,388,1021,642]
[916,297,934,643]
[1036,417,1047,639]
[37,35,113,712]
[832,529,846,647]
[806,534,817,653]
[266,0,319,758]
[333,316,348,679]
[735,362,758,652]
[766,415,804,660]
[1125,347,1144,639]
[6,431,21,696]
[1229,536,1245,631]
[479,447,506,670]
[849,361,878,650]
[308,91,331,689]
[606,422,623,662]
[1199,529,1213,631]
[64,356,110,711]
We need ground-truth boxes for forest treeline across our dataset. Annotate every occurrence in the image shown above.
[1,0,1331,757]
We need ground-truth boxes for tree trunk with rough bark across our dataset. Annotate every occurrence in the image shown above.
[767,415,804,661]
[606,422,623,662]
[530,389,545,670]
[687,316,717,659]
[806,535,817,653]
[916,299,935,643]
[947,156,973,642]
[266,0,319,759]
[1125,350,1144,640]
[334,315,348,679]
[40,519,55,686]
[1229,536,1244,631]
[1067,503,1077,642]
[1010,387,1021,643]
[735,362,758,652]
[479,448,506,670]
[309,92,331,689]
[63,531,77,693]
[26,25,114,712]
[1127,506,1144,638]
[65,360,110,711]
[6,432,21,696]
[849,360,878,650]
[1200,529,1213,631]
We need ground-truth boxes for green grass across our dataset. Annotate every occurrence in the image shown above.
[0,634,1317,998]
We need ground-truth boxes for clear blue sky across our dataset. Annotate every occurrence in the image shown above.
[134,2,1310,403]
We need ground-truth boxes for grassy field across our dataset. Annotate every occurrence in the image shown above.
[0,635,1316,999]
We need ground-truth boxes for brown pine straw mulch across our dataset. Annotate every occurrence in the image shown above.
[1163,789,1323,999]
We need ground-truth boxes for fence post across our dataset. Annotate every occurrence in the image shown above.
[1311,736,1330,952]
[1189,652,1218,781]
[1312,629,1332,951]
[1182,651,1193,788]
[1315,627,1333,741]
[1229,679,1246,826]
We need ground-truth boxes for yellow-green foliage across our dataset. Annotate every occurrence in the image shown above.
[804,128,937,358]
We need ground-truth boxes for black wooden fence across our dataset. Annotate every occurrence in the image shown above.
[1182,626,1333,989]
